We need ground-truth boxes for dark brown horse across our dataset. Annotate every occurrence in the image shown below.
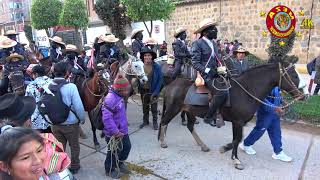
[80,54,147,149]
[158,61,306,170]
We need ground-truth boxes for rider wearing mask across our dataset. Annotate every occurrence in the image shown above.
[49,36,66,64]
[100,34,121,65]
[64,44,86,82]
[172,27,191,79]
[0,38,29,95]
[131,29,144,58]
[191,18,227,128]
[3,30,25,56]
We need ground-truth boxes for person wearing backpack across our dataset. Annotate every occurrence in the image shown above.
[50,62,85,174]
[102,75,131,179]
[25,65,53,133]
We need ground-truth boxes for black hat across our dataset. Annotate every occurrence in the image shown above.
[140,46,157,61]
[0,93,36,124]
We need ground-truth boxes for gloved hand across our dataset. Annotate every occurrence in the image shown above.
[217,66,227,75]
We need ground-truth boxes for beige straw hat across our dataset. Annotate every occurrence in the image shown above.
[49,36,66,46]
[194,18,218,34]
[131,29,144,39]
[102,34,119,43]
[0,38,17,49]
[174,27,187,37]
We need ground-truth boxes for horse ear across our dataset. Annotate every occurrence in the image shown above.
[127,53,135,61]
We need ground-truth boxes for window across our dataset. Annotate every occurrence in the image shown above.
[8,2,22,9]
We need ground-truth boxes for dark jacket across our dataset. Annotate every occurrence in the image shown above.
[101,45,121,64]
[191,38,221,76]
[172,39,191,63]
[50,48,64,63]
[132,39,144,57]
[139,62,163,96]
[64,56,86,75]
[315,56,320,84]
[231,58,251,75]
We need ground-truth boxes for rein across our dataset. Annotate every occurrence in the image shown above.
[230,63,303,109]
[85,78,108,97]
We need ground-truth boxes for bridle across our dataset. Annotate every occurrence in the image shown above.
[278,63,304,99]
[119,58,146,80]
[85,72,109,97]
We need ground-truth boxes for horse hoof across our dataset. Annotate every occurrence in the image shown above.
[219,146,227,154]
[233,159,244,170]
[201,146,210,152]
[181,121,187,126]
[235,163,245,170]
[160,143,168,148]
[94,144,101,150]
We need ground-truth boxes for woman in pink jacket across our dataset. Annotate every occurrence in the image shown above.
[102,75,131,179]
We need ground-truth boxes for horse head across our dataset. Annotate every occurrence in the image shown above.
[96,63,111,83]
[8,70,25,96]
[277,57,308,100]
[127,53,148,83]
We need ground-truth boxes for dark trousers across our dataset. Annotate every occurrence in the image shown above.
[104,135,131,172]
[37,126,52,133]
[314,84,320,95]
[51,124,80,169]
[244,113,282,154]
[140,89,158,121]
[171,60,183,79]
[0,77,9,95]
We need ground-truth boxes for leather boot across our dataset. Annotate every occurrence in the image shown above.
[152,114,158,130]
[204,94,226,128]
[139,114,149,129]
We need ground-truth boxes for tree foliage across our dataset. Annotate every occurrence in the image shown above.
[267,32,296,62]
[31,0,62,30]
[121,0,176,37]
[95,0,130,40]
[60,0,89,29]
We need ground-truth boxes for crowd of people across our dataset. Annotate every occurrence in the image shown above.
[0,15,317,179]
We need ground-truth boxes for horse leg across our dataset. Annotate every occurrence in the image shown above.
[186,112,210,152]
[88,112,100,149]
[231,123,244,170]
[181,111,187,126]
[158,106,181,149]
[220,123,236,153]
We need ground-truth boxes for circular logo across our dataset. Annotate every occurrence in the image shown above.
[266,5,296,38]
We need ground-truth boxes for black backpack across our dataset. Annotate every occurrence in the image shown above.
[307,58,316,75]
[38,80,78,125]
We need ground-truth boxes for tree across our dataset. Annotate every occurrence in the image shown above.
[31,0,62,35]
[121,0,176,37]
[60,0,89,49]
[95,0,130,41]
[24,25,33,43]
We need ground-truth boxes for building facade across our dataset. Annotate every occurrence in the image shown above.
[165,0,320,63]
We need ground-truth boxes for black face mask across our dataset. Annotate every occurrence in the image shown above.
[105,42,114,47]
[51,43,58,49]
[205,26,218,40]
[179,32,187,40]
[8,35,16,41]
[67,52,77,60]
[136,33,143,41]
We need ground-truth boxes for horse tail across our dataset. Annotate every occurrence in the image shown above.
[158,90,166,141]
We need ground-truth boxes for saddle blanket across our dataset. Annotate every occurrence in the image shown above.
[184,85,209,106]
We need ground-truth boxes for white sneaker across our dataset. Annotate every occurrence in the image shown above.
[239,142,256,155]
[272,151,293,162]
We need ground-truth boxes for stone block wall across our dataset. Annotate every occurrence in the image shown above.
[165,0,320,63]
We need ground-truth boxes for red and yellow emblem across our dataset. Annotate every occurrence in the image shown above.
[266,5,296,38]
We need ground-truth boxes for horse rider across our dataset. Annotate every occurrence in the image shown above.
[191,18,227,128]
[230,46,251,76]
[100,34,121,65]
[64,44,86,83]
[172,27,192,79]
[49,36,66,64]
[3,30,25,56]
[144,37,158,55]
[0,38,29,95]
[138,46,163,130]
[93,35,106,63]
[131,29,144,57]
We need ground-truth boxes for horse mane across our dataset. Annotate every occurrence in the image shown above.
[237,63,277,76]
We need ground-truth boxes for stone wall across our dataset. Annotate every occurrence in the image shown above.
[165,0,320,63]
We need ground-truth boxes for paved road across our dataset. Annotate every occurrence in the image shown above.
[71,98,320,180]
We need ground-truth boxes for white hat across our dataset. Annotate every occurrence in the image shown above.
[194,18,218,34]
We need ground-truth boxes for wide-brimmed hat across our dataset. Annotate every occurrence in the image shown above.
[0,38,17,49]
[131,29,144,39]
[174,27,187,38]
[140,46,157,61]
[65,44,79,54]
[49,36,66,46]
[194,18,218,34]
[4,30,19,36]
[6,53,24,62]
[0,93,36,124]
[144,37,158,45]
[102,34,119,43]
[233,46,249,55]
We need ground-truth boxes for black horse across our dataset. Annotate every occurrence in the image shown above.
[158,61,306,170]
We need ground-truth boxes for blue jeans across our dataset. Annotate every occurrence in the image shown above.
[244,113,283,154]
[104,135,131,172]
